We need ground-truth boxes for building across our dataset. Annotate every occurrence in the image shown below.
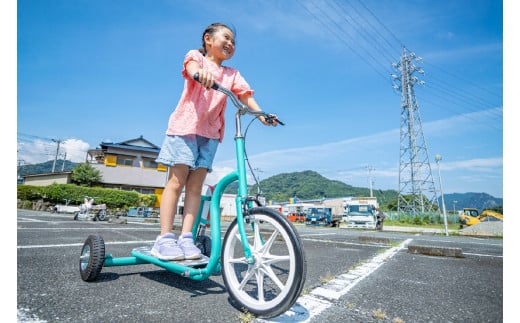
[85,136,167,207]
[22,172,73,186]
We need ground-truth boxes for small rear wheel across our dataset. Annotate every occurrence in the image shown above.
[196,235,212,257]
[221,207,306,318]
[79,234,105,282]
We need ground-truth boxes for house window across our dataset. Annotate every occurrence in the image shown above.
[116,156,134,167]
[143,159,158,169]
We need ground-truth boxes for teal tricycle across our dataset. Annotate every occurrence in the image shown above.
[79,75,307,318]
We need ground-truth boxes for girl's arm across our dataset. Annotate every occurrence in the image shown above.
[185,61,215,89]
[239,94,276,126]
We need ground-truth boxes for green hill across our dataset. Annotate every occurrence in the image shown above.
[17,160,77,178]
[247,170,398,205]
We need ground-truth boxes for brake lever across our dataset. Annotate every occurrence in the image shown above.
[265,114,285,126]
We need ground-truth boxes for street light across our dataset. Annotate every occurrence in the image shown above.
[435,154,449,236]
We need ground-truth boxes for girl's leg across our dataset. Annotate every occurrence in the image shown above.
[181,167,208,234]
[159,165,189,236]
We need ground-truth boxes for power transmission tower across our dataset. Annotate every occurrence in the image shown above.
[391,48,439,214]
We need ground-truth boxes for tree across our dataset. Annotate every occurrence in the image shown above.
[71,162,102,187]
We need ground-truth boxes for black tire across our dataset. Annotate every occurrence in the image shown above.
[195,235,212,257]
[79,234,105,282]
[73,212,79,220]
[376,221,383,231]
[97,209,107,221]
[221,207,306,318]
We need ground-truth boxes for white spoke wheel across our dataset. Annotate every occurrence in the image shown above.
[221,207,306,318]
[79,234,105,282]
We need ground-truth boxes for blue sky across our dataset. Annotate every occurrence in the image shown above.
[13,0,506,198]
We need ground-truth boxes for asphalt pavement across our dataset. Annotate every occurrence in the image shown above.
[17,210,504,322]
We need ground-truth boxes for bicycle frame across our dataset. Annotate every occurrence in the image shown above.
[104,80,282,281]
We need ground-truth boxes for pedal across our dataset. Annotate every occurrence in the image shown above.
[132,246,210,267]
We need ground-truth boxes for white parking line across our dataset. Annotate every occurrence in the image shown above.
[17,217,47,222]
[256,238,413,323]
[17,240,156,249]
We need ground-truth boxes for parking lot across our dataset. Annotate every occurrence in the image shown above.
[17,209,503,322]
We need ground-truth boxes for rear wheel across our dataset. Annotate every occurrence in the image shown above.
[195,235,212,257]
[221,207,306,318]
[79,234,105,282]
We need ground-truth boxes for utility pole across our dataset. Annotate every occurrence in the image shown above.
[392,48,439,215]
[435,154,449,236]
[52,139,62,173]
[366,165,374,197]
[61,152,67,171]
[17,158,25,183]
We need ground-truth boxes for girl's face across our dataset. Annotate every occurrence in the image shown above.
[206,27,235,62]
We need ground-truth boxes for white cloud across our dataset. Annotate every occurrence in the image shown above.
[17,138,90,165]
[61,139,90,162]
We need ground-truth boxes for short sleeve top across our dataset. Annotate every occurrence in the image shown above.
[165,50,254,142]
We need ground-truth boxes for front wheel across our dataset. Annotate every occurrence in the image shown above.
[79,234,105,281]
[221,207,306,318]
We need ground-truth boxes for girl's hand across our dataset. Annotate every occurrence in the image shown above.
[193,69,214,89]
[259,115,279,126]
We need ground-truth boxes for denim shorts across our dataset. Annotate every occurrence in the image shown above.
[155,134,219,172]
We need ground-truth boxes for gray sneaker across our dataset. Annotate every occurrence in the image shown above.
[178,233,202,260]
[151,233,184,261]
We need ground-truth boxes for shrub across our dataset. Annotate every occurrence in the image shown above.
[18,183,144,209]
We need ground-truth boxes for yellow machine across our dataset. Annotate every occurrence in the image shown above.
[459,208,503,228]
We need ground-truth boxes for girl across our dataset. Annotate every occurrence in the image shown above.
[152,22,276,260]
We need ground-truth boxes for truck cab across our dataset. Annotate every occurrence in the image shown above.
[305,207,339,226]
[343,199,378,230]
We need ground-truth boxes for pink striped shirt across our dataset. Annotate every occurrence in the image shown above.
[165,50,254,142]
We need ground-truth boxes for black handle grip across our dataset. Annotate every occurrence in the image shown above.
[193,72,220,90]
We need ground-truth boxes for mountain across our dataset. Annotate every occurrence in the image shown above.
[442,193,502,213]
[248,170,398,205]
[17,160,77,177]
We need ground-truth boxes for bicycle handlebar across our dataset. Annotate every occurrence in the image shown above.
[193,73,284,126]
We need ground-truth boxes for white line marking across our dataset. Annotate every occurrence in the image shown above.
[17,217,47,222]
[463,252,503,258]
[17,241,156,249]
[302,237,389,247]
[256,238,413,323]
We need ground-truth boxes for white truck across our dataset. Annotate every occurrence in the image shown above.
[342,197,380,230]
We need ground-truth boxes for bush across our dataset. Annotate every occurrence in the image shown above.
[17,183,145,209]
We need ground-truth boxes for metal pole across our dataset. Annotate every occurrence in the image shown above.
[435,154,449,236]
[52,139,61,173]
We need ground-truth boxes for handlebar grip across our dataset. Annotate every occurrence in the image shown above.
[193,72,220,90]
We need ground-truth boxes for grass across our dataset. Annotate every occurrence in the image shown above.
[237,310,256,323]
[384,220,460,230]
